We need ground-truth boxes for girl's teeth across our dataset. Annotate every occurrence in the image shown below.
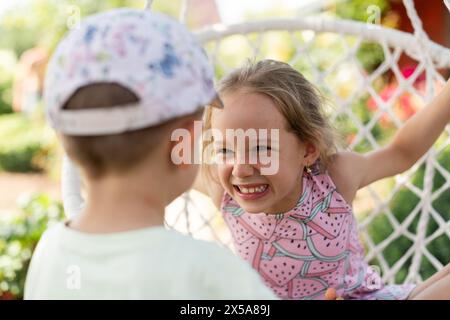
[238,185,267,194]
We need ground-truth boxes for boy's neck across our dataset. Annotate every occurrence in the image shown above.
[69,173,168,234]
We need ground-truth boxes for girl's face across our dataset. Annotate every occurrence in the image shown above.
[211,89,317,214]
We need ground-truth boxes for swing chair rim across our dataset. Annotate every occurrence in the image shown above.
[194,17,450,69]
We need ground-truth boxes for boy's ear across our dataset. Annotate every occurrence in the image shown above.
[303,142,320,165]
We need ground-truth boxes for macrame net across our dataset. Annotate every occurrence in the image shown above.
[162,0,450,285]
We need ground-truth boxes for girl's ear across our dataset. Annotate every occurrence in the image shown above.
[303,142,320,165]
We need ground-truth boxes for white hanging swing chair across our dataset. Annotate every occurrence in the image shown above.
[62,0,450,285]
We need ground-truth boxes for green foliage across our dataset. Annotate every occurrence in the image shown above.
[335,0,389,23]
[367,147,450,282]
[0,50,16,115]
[356,42,385,73]
[0,112,58,173]
[0,0,181,57]
[0,80,13,115]
[0,194,64,300]
[335,0,389,73]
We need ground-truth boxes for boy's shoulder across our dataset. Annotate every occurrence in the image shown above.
[32,221,65,250]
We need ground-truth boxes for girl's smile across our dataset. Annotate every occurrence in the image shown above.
[233,183,270,200]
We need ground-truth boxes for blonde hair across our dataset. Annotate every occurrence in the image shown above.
[203,59,341,172]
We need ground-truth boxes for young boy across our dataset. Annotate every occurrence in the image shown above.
[24,8,276,300]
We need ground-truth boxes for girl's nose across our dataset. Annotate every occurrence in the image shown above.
[232,163,254,178]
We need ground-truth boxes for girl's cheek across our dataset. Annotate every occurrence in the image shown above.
[217,164,232,187]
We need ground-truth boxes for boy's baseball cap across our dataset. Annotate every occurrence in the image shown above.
[44,8,218,136]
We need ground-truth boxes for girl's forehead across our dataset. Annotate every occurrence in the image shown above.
[212,90,288,130]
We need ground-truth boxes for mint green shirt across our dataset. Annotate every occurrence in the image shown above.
[24,222,276,299]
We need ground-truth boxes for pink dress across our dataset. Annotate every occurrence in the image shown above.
[221,167,416,300]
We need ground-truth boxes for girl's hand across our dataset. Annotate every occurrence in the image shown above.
[325,288,344,300]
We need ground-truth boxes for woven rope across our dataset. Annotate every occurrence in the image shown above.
[145,0,153,10]
[179,0,189,24]
[145,0,189,22]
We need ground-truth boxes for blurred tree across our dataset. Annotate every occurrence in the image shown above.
[335,0,389,23]
[0,0,182,57]
[0,50,16,114]
[0,0,182,114]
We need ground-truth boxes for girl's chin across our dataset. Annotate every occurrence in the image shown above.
[233,197,273,214]
[239,205,265,214]
[240,205,279,215]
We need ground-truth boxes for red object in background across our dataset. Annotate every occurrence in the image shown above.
[365,2,448,128]
[0,291,15,300]
[367,65,424,127]
[389,0,450,72]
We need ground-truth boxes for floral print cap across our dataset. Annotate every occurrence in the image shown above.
[45,8,217,135]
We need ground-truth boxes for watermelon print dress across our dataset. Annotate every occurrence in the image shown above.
[221,164,416,300]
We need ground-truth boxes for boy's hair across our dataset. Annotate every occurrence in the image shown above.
[62,83,200,179]
[204,59,342,171]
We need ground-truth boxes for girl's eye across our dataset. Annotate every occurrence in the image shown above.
[216,148,233,154]
[256,145,271,152]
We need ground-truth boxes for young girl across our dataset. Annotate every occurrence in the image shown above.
[196,59,450,300]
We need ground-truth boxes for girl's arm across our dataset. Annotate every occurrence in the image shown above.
[337,80,450,193]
